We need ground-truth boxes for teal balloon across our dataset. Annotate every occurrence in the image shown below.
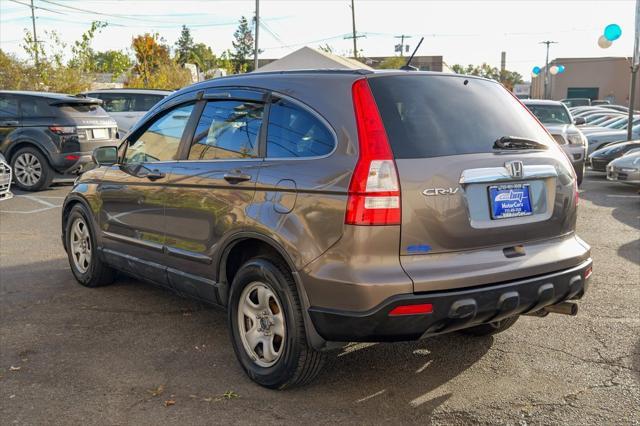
[532,66,541,75]
[604,24,622,41]
[557,65,565,73]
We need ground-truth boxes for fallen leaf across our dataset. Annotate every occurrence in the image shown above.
[9,366,21,371]
[189,394,197,399]
[222,391,239,399]
[202,397,212,402]
[147,385,164,397]
[164,399,175,407]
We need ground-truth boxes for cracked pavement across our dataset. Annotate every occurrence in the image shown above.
[1,171,639,425]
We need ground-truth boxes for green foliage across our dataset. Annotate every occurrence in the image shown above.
[231,16,255,73]
[93,50,132,78]
[69,21,108,73]
[0,50,38,90]
[175,25,195,66]
[450,63,524,91]
[190,43,217,72]
[127,33,190,89]
[378,56,405,69]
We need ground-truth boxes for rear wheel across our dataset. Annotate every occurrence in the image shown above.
[11,147,53,191]
[228,257,326,389]
[65,204,115,287]
[460,316,519,337]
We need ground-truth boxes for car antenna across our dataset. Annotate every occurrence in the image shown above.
[400,37,424,71]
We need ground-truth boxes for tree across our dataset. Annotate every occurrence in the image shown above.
[69,21,108,73]
[0,50,38,90]
[318,44,334,54]
[451,63,523,91]
[231,16,255,73]
[94,50,132,79]
[190,43,217,72]
[175,25,194,66]
[378,56,405,69]
[130,33,171,86]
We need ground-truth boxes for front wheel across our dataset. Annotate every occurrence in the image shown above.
[228,257,326,389]
[65,204,115,287]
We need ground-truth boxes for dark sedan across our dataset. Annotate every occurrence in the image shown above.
[588,141,640,171]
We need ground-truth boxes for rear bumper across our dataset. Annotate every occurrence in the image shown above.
[308,258,592,342]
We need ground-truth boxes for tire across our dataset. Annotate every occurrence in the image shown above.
[575,162,584,186]
[460,316,519,337]
[65,204,115,287]
[228,257,326,389]
[11,146,54,191]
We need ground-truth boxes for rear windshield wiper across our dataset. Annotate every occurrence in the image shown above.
[493,136,548,150]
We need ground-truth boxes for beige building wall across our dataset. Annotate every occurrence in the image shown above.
[530,57,639,106]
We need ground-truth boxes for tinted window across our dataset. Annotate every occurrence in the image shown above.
[266,99,334,158]
[125,103,194,163]
[131,94,165,111]
[525,104,571,124]
[368,75,552,159]
[92,94,128,112]
[0,96,19,118]
[188,100,263,160]
[19,97,54,118]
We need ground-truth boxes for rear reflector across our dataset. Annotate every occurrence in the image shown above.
[584,266,593,279]
[346,79,401,226]
[388,303,433,316]
[49,126,76,135]
[64,155,80,161]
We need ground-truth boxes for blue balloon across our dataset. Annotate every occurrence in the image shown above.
[604,24,622,42]
[532,66,541,75]
[557,65,565,73]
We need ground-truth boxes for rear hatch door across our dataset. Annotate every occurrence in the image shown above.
[368,74,577,291]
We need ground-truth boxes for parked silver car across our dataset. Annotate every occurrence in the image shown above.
[607,150,640,185]
[81,89,172,135]
[522,100,587,184]
[0,152,13,201]
[586,125,640,155]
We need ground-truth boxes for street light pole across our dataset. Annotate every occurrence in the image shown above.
[540,40,558,99]
[627,0,639,141]
[351,0,358,58]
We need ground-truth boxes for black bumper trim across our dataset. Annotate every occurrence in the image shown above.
[308,259,592,342]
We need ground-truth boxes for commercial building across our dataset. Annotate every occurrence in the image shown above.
[530,57,639,106]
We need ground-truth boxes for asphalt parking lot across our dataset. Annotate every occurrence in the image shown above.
[0,172,638,425]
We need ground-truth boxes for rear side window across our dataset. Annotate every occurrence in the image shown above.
[92,94,128,112]
[266,99,334,158]
[0,96,19,118]
[368,75,552,159]
[188,100,263,160]
[131,94,165,111]
[19,97,54,118]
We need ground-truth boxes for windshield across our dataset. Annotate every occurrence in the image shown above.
[368,75,552,159]
[525,104,572,124]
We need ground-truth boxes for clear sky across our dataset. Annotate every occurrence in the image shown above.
[0,0,635,79]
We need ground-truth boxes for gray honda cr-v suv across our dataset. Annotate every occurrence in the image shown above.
[62,70,592,389]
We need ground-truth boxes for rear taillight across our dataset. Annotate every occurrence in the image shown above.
[345,79,401,226]
[49,126,76,135]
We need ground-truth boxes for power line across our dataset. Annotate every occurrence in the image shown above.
[7,0,66,15]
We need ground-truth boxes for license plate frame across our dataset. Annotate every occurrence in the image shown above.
[488,183,533,220]
[92,128,109,140]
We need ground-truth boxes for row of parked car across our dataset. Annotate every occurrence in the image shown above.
[516,99,639,187]
[0,89,171,193]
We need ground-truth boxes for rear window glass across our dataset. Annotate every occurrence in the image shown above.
[368,75,552,159]
[55,103,107,116]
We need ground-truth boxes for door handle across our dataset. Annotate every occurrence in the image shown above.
[140,169,165,181]
[0,120,18,126]
[223,172,252,183]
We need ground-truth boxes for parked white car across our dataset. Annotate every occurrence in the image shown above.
[81,89,172,136]
[0,152,14,201]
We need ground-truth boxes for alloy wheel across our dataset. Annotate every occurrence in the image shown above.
[70,217,92,274]
[237,281,286,367]
[14,152,42,187]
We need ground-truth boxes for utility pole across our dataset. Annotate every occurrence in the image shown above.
[395,34,412,56]
[344,0,365,58]
[29,0,39,68]
[628,0,639,141]
[540,40,558,99]
[253,0,259,71]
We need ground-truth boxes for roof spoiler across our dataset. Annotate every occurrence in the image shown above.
[50,95,103,106]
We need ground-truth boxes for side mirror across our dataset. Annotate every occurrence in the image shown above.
[573,117,586,125]
[92,146,118,166]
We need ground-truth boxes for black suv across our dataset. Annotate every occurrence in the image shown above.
[0,91,118,191]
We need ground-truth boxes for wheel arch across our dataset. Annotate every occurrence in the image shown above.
[6,138,55,166]
[61,194,98,253]
[217,232,333,351]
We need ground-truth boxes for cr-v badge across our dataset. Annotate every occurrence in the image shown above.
[422,187,459,196]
